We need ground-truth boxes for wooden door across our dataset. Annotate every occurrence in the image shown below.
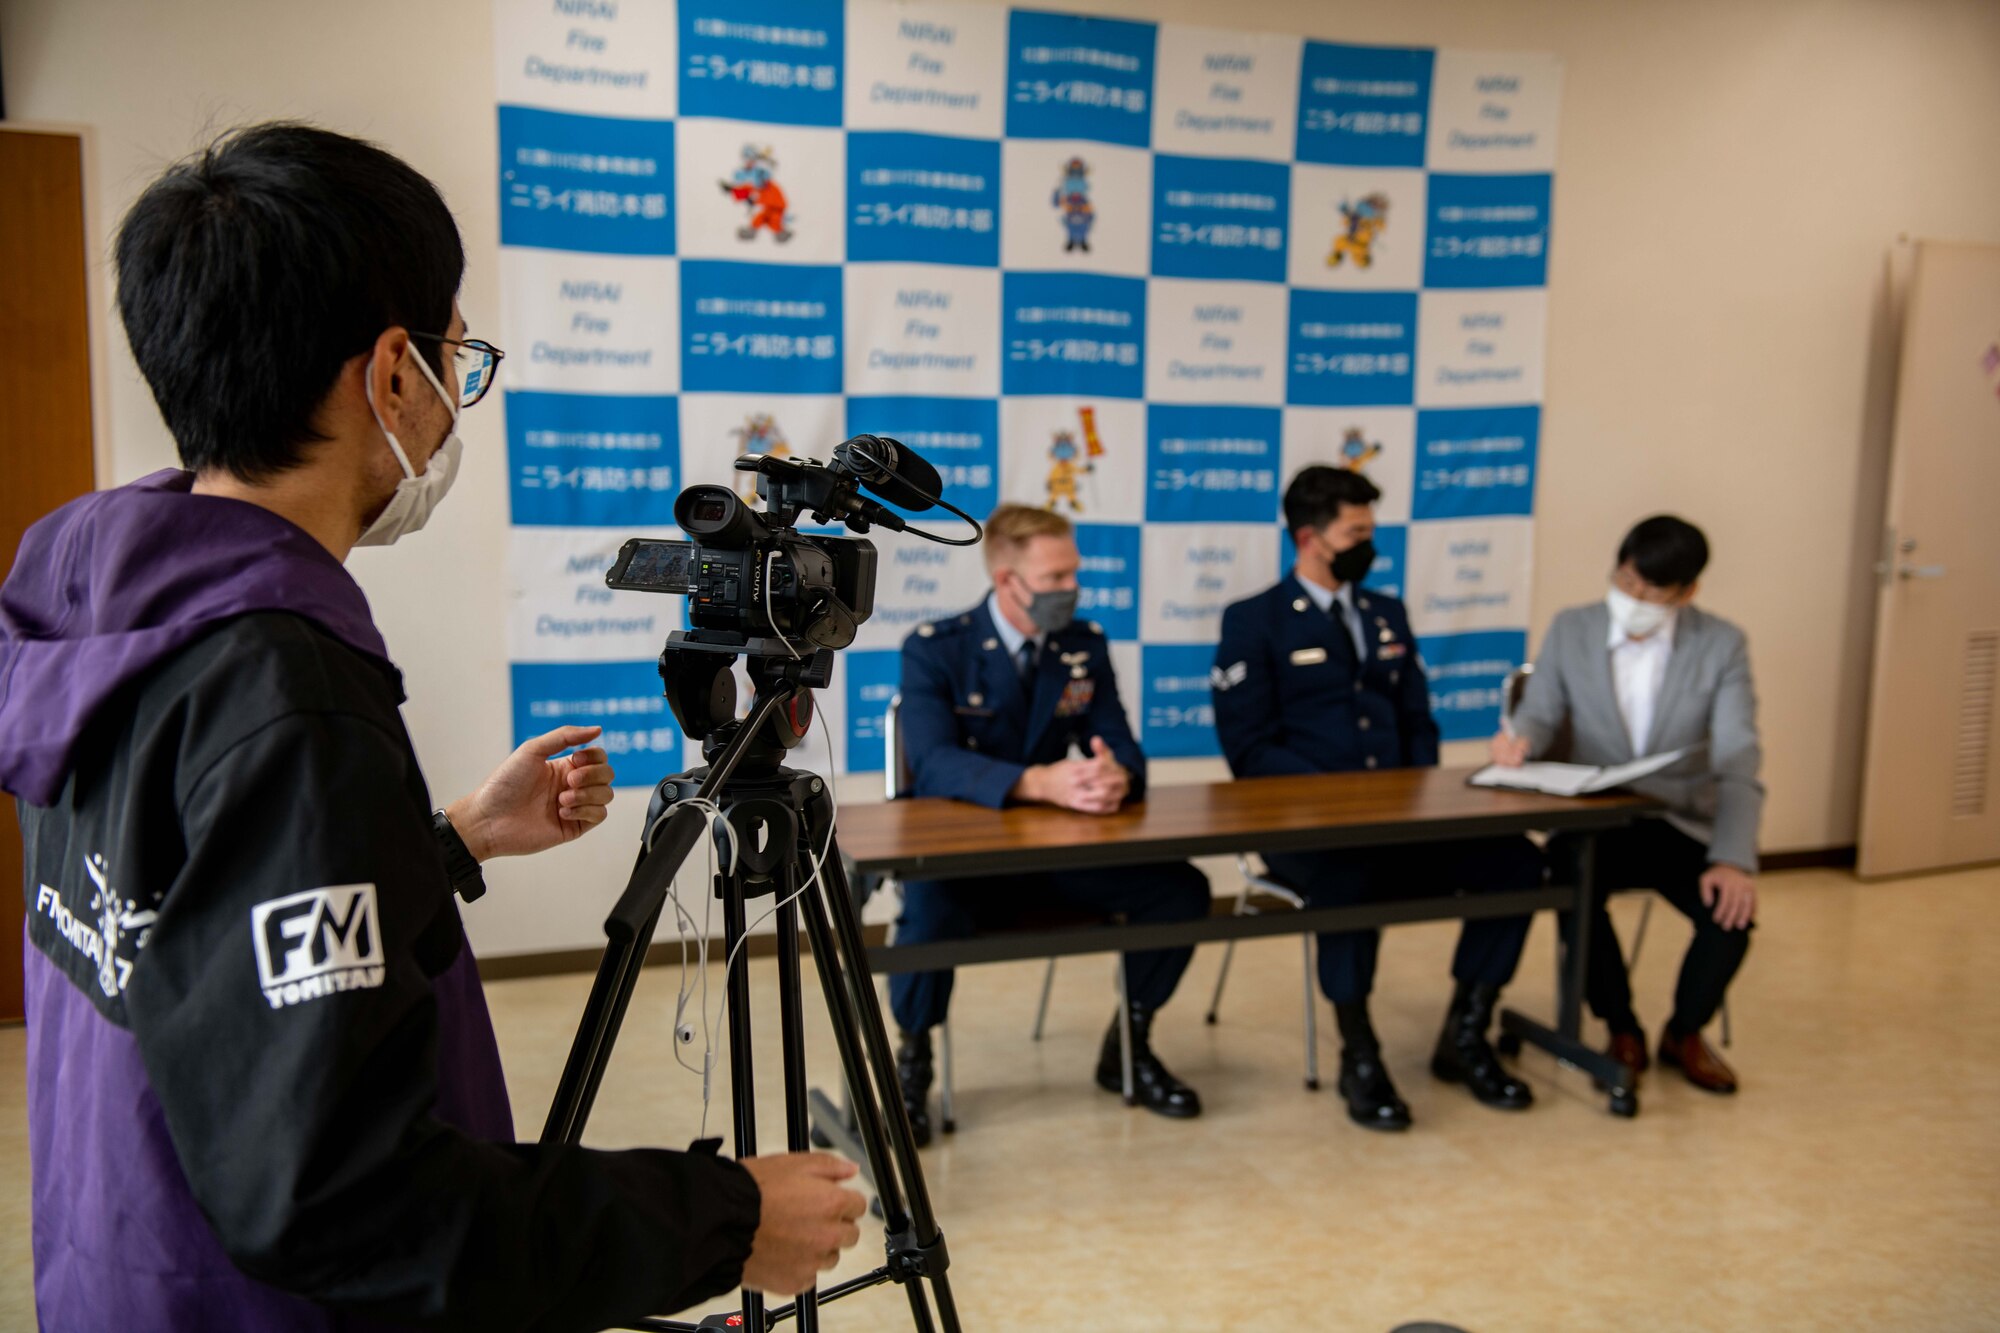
[0,127,100,1021]
[1857,241,2000,878]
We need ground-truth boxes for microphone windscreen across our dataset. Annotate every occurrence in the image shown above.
[835,434,939,512]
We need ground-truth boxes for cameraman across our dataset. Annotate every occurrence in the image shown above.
[1,124,863,1332]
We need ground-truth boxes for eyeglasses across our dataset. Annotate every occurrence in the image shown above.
[410,333,506,408]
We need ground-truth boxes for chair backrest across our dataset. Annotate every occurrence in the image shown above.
[883,691,914,800]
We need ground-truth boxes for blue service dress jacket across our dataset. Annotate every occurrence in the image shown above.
[1211,572,1438,777]
[898,601,1146,809]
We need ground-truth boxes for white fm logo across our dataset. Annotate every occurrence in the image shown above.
[250,885,385,1009]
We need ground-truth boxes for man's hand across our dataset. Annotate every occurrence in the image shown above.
[1013,737,1130,814]
[1489,732,1531,767]
[1700,863,1756,931]
[445,725,615,862]
[739,1154,867,1295]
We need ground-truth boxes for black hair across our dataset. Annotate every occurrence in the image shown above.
[114,122,464,482]
[1617,515,1710,588]
[1282,465,1381,535]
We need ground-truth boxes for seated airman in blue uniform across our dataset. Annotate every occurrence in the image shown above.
[1212,465,1542,1132]
[892,504,1210,1143]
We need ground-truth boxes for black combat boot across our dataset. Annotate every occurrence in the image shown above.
[896,1029,935,1147]
[1430,981,1534,1110]
[1333,1000,1411,1131]
[1095,1003,1202,1118]
[1337,1043,1412,1131]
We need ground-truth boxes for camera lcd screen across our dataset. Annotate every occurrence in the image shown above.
[610,539,695,592]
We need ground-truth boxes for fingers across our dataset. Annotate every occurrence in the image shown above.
[557,785,614,812]
[518,724,604,760]
[802,1152,860,1180]
[562,748,611,779]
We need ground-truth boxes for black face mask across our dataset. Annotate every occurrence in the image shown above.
[1328,539,1377,586]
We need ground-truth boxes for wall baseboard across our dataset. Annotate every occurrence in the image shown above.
[477,924,894,983]
[1762,846,1858,872]
[476,846,1861,983]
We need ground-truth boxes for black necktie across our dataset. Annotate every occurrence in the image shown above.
[1329,597,1359,664]
[1016,640,1037,687]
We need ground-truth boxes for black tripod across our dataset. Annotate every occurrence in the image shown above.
[541,643,960,1332]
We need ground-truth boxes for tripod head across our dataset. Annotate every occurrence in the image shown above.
[657,639,834,776]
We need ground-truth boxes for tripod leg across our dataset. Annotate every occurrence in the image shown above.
[721,884,766,1333]
[812,843,961,1332]
[541,896,665,1145]
[776,898,821,1333]
[796,872,940,1333]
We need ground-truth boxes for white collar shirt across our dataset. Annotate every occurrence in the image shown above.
[1607,612,1677,756]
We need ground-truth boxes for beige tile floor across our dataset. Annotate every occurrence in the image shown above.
[5,865,1999,1330]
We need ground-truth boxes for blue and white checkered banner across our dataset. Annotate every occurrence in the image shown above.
[495,1,1561,784]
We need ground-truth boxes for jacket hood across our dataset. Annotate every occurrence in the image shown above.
[0,469,389,805]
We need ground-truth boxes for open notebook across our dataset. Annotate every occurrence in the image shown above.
[1468,746,1693,798]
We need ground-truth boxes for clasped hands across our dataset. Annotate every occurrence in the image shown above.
[1012,736,1130,814]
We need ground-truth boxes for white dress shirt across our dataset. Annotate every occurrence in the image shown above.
[1608,612,1676,756]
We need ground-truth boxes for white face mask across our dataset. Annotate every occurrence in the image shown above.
[1606,585,1676,639]
[356,345,463,547]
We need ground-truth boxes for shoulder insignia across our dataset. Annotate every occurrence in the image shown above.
[1211,661,1250,692]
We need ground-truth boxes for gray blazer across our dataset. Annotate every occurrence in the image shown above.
[1514,602,1765,872]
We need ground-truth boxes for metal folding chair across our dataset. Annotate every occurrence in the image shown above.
[1201,857,1322,1090]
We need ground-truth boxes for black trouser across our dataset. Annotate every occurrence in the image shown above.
[888,861,1211,1034]
[1548,819,1753,1038]
[1262,836,1542,1007]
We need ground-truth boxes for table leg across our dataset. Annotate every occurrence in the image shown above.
[1499,830,1640,1118]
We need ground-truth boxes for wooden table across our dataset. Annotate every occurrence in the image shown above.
[832,766,1654,1116]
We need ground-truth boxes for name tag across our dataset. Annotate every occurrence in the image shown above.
[1289,647,1329,666]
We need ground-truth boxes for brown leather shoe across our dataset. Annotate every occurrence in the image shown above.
[1591,1030,1650,1091]
[1607,1030,1650,1083]
[1658,1028,1738,1094]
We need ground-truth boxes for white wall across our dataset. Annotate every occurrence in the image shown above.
[6,0,1997,955]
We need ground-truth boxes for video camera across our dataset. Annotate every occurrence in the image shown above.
[606,432,960,652]
[605,434,978,741]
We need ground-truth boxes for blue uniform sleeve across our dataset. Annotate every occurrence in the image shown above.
[899,632,1026,810]
[1397,623,1441,767]
[1211,600,1323,778]
[1080,646,1147,801]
